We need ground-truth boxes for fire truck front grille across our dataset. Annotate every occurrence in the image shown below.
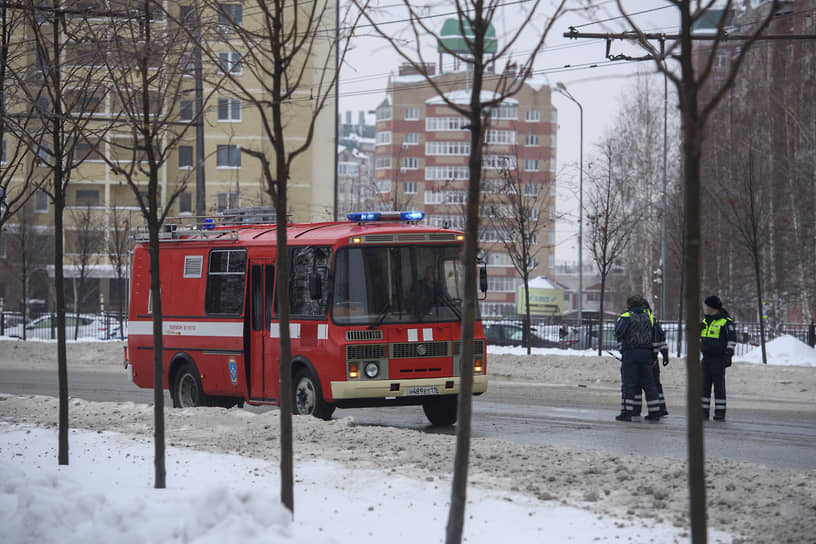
[391,342,449,358]
[428,233,458,241]
[346,344,387,360]
[346,330,383,341]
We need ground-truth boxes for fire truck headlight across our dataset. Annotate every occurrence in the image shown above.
[364,361,380,379]
[474,359,483,374]
[349,363,360,379]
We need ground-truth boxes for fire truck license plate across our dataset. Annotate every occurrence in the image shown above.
[407,385,439,396]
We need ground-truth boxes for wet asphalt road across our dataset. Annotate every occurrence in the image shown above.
[1,367,814,471]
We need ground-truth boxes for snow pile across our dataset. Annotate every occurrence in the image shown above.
[0,423,702,544]
[735,334,816,366]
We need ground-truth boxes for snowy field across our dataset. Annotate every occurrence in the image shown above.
[0,336,814,543]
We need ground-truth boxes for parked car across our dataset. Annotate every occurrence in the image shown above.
[4,314,112,340]
[590,329,619,351]
[484,322,559,348]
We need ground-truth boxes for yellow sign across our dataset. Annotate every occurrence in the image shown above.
[516,287,563,316]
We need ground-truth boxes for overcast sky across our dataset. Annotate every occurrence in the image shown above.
[338,1,681,266]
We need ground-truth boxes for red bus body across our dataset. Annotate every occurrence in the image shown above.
[126,214,487,424]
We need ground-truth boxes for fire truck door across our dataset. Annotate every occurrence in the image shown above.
[249,262,277,402]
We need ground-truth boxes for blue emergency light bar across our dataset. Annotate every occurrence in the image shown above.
[347,211,425,222]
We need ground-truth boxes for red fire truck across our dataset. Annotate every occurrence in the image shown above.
[125,210,487,426]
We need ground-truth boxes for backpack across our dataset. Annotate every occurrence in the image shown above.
[625,310,653,349]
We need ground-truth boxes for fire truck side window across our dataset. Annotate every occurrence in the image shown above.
[205,249,247,315]
[288,246,331,317]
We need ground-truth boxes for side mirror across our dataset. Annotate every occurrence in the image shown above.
[479,265,487,295]
[309,274,322,300]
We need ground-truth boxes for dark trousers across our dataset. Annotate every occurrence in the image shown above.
[632,362,666,415]
[702,358,727,417]
[620,349,660,416]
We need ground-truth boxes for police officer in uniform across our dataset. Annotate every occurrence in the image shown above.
[614,294,662,421]
[701,295,737,421]
[631,300,670,417]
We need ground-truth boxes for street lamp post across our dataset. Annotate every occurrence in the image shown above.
[556,82,583,322]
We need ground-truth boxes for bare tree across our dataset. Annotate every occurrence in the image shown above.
[585,137,634,356]
[719,149,770,363]
[484,148,554,355]
[197,0,359,512]
[78,0,210,488]
[13,0,113,466]
[66,204,102,339]
[614,2,782,541]
[351,2,566,541]
[105,204,132,339]
[0,4,47,235]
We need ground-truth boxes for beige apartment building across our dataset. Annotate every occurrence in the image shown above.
[0,1,336,316]
[374,59,558,318]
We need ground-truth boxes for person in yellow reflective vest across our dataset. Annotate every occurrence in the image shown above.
[614,294,662,422]
[701,295,737,421]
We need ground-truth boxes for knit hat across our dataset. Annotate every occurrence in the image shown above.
[626,294,644,307]
[704,295,722,310]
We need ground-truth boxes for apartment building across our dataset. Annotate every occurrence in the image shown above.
[0,0,337,315]
[374,39,558,318]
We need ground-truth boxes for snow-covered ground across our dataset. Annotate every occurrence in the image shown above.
[0,336,814,543]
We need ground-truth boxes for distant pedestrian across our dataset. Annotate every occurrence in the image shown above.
[701,295,737,421]
[614,294,662,422]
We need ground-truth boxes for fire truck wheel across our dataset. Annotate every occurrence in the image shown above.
[422,395,458,426]
[293,368,336,420]
[173,362,208,408]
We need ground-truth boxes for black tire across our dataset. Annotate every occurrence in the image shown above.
[422,395,458,426]
[293,367,335,420]
[172,362,208,408]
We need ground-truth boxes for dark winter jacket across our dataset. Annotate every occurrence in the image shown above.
[701,309,737,363]
[615,305,655,352]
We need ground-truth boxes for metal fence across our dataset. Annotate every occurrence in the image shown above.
[0,312,127,341]
[484,317,816,355]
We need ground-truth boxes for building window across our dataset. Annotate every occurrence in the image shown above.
[524,159,539,172]
[401,157,418,170]
[217,3,242,26]
[34,190,49,212]
[524,183,539,196]
[180,100,193,121]
[488,104,517,120]
[375,156,391,169]
[75,189,100,207]
[426,116,468,131]
[218,51,242,75]
[403,182,417,194]
[376,131,391,145]
[403,133,419,145]
[216,191,239,211]
[424,189,445,204]
[484,130,515,145]
[404,107,419,120]
[216,144,241,168]
[179,192,193,214]
[179,145,193,168]
[425,166,468,180]
[483,155,515,170]
[525,110,540,122]
[217,98,241,121]
[524,134,540,146]
[425,141,469,155]
[179,4,194,27]
[376,104,391,121]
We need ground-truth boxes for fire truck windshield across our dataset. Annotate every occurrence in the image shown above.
[332,245,469,325]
